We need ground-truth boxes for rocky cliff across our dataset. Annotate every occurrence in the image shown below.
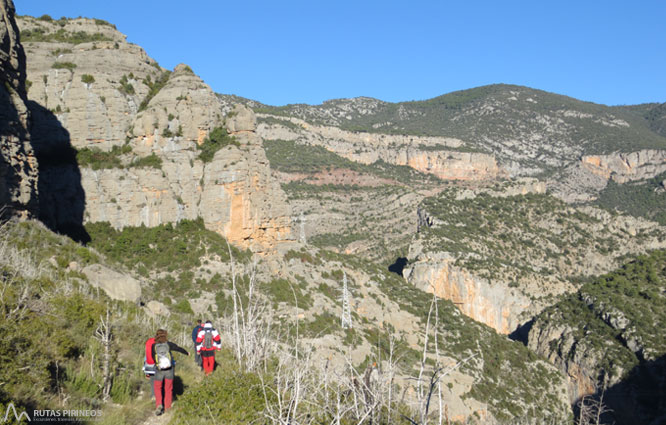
[17,16,294,252]
[526,250,666,425]
[228,85,666,202]
[404,251,531,334]
[0,0,38,218]
[255,115,507,181]
[405,187,666,334]
[580,150,666,184]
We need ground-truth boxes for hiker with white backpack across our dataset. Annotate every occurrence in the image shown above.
[151,329,189,416]
[195,321,221,375]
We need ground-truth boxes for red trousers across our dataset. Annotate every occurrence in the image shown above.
[202,355,215,375]
[154,378,173,409]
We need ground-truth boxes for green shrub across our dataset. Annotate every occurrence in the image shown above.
[81,74,95,84]
[283,249,320,265]
[138,72,171,111]
[22,28,112,44]
[170,350,266,424]
[52,61,77,71]
[197,127,239,162]
[51,48,73,56]
[76,146,123,170]
[263,139,437,185]
[85,219,251,277]
[129,153,162,170]
[262,278,312,309]
[94,19,116,28]
[173,299,194,315]
[118,75,135,95]
[595,172,666,225]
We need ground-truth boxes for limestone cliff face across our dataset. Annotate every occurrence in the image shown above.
[80,105,295,253]
[131,63,223,149]
[0,0,39,218]
[199,110,294,253]
[526,318,601,402]
[404,252,530,334]
[18,16,294,252]
[549,149,666,202]
[18,16,152,151]
[581,150,666,183]
[525,291,650,410]
[256,116,506,181]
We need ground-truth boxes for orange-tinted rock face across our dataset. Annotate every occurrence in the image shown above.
[200,124,295,254]
[402,151,505,181]
[218,180,293,252]
[581,150,666,183]
[82,108,295,254]
[405,255,530,334]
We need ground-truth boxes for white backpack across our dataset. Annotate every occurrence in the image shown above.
[154,342,172,370]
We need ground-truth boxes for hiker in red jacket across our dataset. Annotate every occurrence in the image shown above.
[143,337,156,399]
[195,321,221,375]
[152,329,189,416]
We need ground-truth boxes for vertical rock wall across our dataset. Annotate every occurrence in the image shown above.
[0,0,39,218]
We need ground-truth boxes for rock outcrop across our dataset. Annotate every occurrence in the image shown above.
[17,17,295,252]
[549,150,666,202]
[404,251,530,334]
[256,116,506,181]
[0,0,39,218]
[580,150,666,183]
[82,263,142,302]
[406,187,666,335]
[199,106,294,252]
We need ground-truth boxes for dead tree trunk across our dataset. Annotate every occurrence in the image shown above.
[95,308,113,401]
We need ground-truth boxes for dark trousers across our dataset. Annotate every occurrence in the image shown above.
[193,343,202,367]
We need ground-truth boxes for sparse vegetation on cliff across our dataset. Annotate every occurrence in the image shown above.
[129,153,162,170]
[75,145,131,170]
[117,74,135,95]
[416,189,659,286]
[21,27,113,44]
[253,84,666,158]
[51,61,77,71]
[138,71,171,111]
[528,250,666,424]
[85,218,250,274]
[595,171,666,225]
[197,126,240,162]
[263,138,438,185]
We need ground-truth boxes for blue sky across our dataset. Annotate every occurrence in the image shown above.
[16,0,666,106]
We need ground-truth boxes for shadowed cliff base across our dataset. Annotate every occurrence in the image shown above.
[388,256,408,277]
[508,318,533,343]
[573,354,666,425]
[27,101,89,243]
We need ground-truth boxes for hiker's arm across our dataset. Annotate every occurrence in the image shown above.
[168,342,189,356]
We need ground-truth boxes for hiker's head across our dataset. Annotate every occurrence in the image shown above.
[204,321,213,329]
[155,329,168,343]
[197,319,203,325]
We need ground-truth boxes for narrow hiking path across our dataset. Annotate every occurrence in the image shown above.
[140,410,173,425]
[137,360,204,425]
